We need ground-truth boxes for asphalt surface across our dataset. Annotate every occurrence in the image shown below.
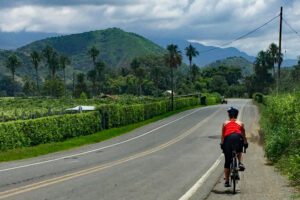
[0,99,261,200]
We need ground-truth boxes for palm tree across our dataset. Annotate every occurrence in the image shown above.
[165,44,182,111]
[6,54,21,96]
[59,54,71,89]
[87,69,97,95]
[191,64,199,82]
[254,50,273,93]
[185,44,199,83]
[6,54,21,82]
[49,52,59,79]
[30,50,41,93]
[267,43,279,77]
[88,46,99,67]
[130,58,144,95]
[185,44,199,67]
[42,45,57,79]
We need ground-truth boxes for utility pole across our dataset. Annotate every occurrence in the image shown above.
[277,6,283,95]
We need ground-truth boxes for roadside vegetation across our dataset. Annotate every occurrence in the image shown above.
[252,51,300,191]
[257,94,300,189]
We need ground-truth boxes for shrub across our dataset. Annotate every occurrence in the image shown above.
[253,92,264,103]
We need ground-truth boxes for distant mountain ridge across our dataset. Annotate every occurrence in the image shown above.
[0,28,166,80]
[150,38,297,67]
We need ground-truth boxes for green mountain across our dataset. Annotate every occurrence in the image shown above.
[19,27,165,69]
[0,28,166,80]
[205,56,253,76]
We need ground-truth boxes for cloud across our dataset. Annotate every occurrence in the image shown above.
[0,0,299,58]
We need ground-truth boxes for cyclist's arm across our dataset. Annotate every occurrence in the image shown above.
[221,123,225,144]
[241,123,248,144]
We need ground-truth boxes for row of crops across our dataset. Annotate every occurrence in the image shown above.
[0,95,165,122]
[0,94,221,151]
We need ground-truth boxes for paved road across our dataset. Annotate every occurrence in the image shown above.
[0,99,252,200]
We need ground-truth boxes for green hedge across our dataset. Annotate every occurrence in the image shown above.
[98,97,200,129]
[0,112,101,151]
[202,93,221,105]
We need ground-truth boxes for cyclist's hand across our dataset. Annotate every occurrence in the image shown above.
[220,143,224,150]
[244,143,248,149]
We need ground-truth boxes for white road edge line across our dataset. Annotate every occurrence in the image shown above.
[178,154,223,200]
[0,106,214,172]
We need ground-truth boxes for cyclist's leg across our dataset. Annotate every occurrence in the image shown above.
[223,136,233,183]
[235,134,245,170]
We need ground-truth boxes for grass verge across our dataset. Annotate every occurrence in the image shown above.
[0,104,206,163]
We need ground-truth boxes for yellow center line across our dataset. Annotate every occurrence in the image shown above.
[0,108,221,199]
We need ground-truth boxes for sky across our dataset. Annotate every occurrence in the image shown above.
[0,0,299,58]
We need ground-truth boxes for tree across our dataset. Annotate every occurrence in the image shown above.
[30,50,41,93]
[210,75,228,94]
[150,65,163,97]
[87,69,97,95]
[6,54,21,82]
[130,58,144,95]
[42,45,59,79]
[22,76,36,96]
[59,54,71,92]
[191,64,200,83]
[88,46,99,66]
[0,76,22,96]
[42,77,65,97]
[292,56,300,85]
[267,43,279,77]
[74,73,90,98]
[165,44,182,110]
[185,44,199,83]
[252,50,274,93]
[6,54,21,96]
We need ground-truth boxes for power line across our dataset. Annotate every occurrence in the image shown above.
[282,17,300,38]
[199,14,280,54]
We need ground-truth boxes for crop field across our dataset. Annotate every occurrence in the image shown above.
[0,95,164,122]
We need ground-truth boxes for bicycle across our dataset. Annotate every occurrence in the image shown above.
[230,146,246,194]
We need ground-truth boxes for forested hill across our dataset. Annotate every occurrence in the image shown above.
[205,56,253,76]
[18,28,166,69]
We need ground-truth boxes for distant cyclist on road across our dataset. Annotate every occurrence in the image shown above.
[220,107,248,187]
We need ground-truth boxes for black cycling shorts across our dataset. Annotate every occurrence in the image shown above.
[223,133,244,168]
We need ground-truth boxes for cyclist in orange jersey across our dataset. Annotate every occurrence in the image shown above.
[220,107,248,187]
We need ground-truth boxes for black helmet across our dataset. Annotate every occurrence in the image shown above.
[227,107,239,118]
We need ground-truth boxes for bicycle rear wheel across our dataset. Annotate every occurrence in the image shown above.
[232,175,236,194]
[231,157,237,194]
